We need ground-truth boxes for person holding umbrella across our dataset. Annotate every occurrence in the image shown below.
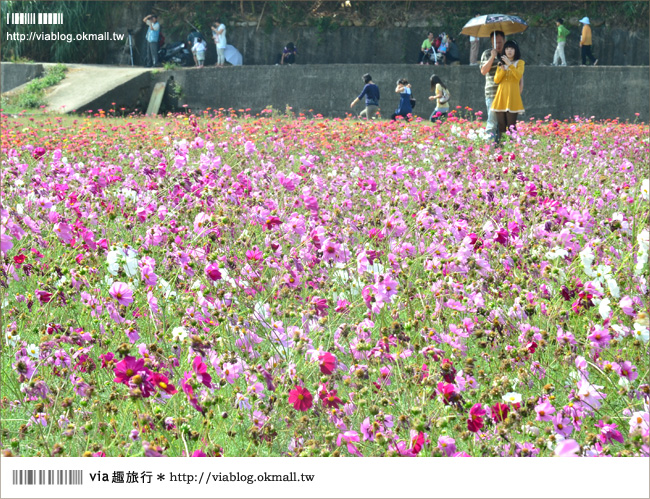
[491,40,525,144]
[461,13,528,140]
[479,30,505,140]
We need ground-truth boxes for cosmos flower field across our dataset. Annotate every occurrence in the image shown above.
[1,110,648,458]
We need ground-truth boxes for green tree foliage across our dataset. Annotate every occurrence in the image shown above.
[1,1,112,62]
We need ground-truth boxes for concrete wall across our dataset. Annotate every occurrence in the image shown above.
[0,63,43,93]
[223,26,650,67]
[156,65,650,122]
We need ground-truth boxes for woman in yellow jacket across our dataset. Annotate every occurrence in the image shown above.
[491,40,524,144]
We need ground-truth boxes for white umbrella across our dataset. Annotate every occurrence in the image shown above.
[224,45,242,66]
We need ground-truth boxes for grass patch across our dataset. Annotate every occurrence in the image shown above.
[13,64,68,109]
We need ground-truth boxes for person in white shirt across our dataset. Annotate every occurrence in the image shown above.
[211,18,227,67]
[469,13,481,65]
[191,37,207,68]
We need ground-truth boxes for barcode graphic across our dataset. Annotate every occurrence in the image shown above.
[12,470,83,485]
[6,13,63,24]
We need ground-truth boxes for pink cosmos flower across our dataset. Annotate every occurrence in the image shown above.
[618,361,638,381]
[535,401,556,422]
[467,403,486,432]
[140,265,157,286]
[491,403,509,423]
[151,373,178,395]
[192,357,212,388]
[555,439,581,457]
[628,411,649,435]
[334,299,350,313]
[245,247,263,261]
[147,291,159,315]
[552,413,574,437]
[205,262,222,281]
[336,431,362,457]
[310,296,328,316]
[113,356,145,385]
[54,222,73,244]
[32,146,46,159]
[0,232,13,255]
[193,212,210,236]
[619,296,635,316]
[595,420,625,444]
[288,386,313,411]
[437,436,457,456]
[35,289,54,304]
[319,352,337,375]
[109,281,133,306]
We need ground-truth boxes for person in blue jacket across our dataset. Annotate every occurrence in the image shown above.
[391,78,413,121]
[350,73,381,119]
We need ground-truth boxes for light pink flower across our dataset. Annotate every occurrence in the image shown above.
[109,281,133,306]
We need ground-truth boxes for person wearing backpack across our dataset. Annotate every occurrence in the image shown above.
[428,75,450,122]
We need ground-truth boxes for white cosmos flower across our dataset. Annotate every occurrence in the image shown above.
[171,326,188,342]
[640,178,649,201]
[5,330,20,348]
[633,323,649,343]
[545,247,568,260]
[598,298,612,319]
[578,246,595,276]
[106,246,139,277]
[26,343,40,359]
[637,229,649,253]
[502,392,522,404]
[605,278,620,298]
[157,278,176,298]
[593,264,612,282]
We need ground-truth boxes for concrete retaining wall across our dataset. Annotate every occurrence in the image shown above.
[0,63,43,93]
[224,26,650,67]
[157,65,650,122]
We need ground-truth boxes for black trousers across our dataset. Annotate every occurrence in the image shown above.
[581,45,596,65]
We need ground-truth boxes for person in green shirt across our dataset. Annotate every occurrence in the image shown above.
[552,18,570,66]
[418,32,438,65]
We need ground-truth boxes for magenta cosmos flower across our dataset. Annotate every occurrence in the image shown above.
[113,356,145,385]
[288,386,313,411]
[467,403,486,432]
[319,352,337,375]
[109,281,133,306]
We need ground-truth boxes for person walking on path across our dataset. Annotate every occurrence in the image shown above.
[212,18,227,67]
[491,40,525,144]
[391,79,413,121]
[552,18,570,66]
[479,30,505,140]
[351,73,381,119]
[143,14,160,67]
[428,74,450,122]
[579,17,598,66]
